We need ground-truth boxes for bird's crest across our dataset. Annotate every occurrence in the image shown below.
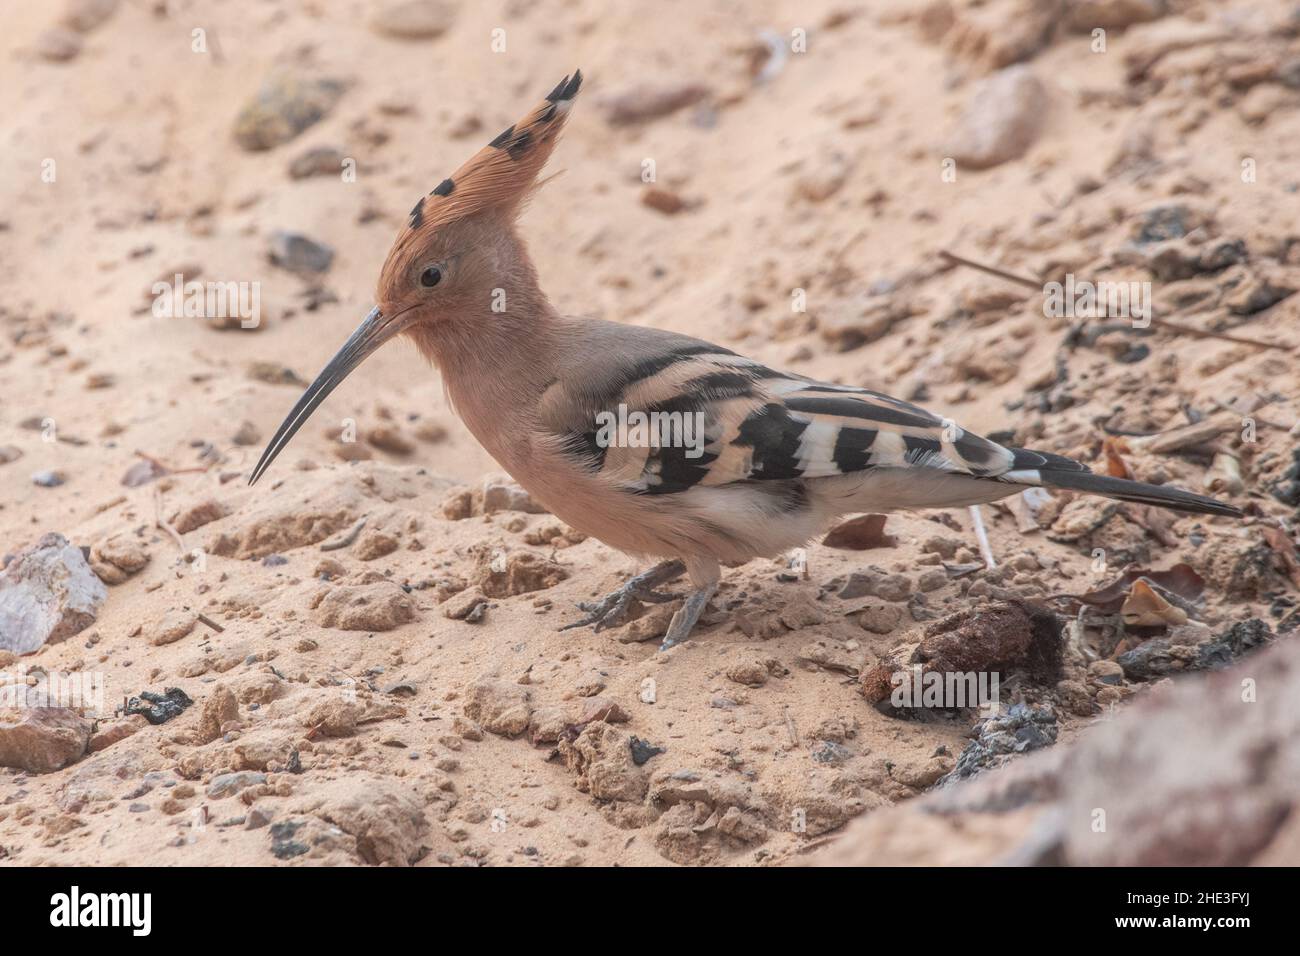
[401,70,583,237]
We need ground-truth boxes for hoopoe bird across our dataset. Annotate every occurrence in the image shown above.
[250,70,1242,650]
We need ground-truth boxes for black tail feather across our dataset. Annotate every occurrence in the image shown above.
[1007,447,1243,518]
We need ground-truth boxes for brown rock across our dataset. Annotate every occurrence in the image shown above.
[310,582,415,631]
[60,0,119,32]
[299,695,360,737]
[463,679,532,737]
[172,498,230,534]
[598,83,710,126]
[367,426,415,454]
[0,707,92,772]
[87,714,148,753]
[355,530,399,561]
[726,653,775,686]
[195,684,240,744]
[89,535,149,584]
[149,610,196,646]
[559,723,649,802]
[475,550,568,598]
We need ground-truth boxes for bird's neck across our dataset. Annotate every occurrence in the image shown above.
[410,284,566,471]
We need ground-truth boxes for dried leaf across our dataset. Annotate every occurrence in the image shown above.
[1261,526,1300,589]
[1054,563,1206,614]
[1101,437,1134,479]
[1121,578,1188,628]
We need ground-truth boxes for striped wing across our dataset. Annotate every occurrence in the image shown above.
[545,331,1016,495]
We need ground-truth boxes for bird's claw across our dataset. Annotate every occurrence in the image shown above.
[561,582,674,632]
[559,560,689,634]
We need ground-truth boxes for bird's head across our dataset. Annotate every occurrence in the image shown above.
[249,70,582,485]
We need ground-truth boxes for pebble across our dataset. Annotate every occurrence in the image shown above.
[268,231,335,275]
[369,0,457,40]
[35,28,82,62]
[288,145,346,179]
[943,65,1049,170]
[233,73,346,151]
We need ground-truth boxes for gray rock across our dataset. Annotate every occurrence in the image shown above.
[268,231,334,275]
[207,770,267,799]
[0,532,107,654]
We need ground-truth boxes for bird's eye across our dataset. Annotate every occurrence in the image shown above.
[420,266,442,288]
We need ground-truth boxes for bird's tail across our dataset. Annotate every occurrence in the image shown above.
[1003,447,1244,518]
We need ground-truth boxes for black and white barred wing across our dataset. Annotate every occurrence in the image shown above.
[545,338,1019,494]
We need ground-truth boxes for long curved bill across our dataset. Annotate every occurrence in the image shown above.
[248,305,403,485]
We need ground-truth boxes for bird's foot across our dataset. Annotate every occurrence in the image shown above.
[659,581,719,652]
[560,559,686,633]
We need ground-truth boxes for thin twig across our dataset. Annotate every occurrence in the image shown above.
[940,249,1294,352]
[153,488,185,553]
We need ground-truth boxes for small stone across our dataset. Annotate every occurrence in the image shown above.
[245,806,273,829]
[1066,0,1167,31]
[856,602,904,634]
[299,696,360,737]
[231,421,262,446]
[641,187,688,215]
[442,587,488,622]
[207,771,267,799]
[60,0,119,33]
[726,654,772,687]
[311,582,415,631]
[195,684,240,744]
[31,470,65,487]
[481,476,546,514]
[475,551,567,598]
[369,0,457,40]
[463,678,532,737]
[149,610,196,646]
[268,231,334,275]
[629,736,664,766]
[233,73,346,152]
[35,28,82,62]
[172,498,230,534]
[288,145,346,179]
[943,65,1049,170]
[355,530,400,561]
[597,83,711,126]
[367,426,415,454]
[793,152,853,203]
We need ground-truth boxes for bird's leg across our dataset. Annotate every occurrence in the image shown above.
[560,559,686,633]
[659,558,721,652]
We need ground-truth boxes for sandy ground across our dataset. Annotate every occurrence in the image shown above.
[1,0,1298,866]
